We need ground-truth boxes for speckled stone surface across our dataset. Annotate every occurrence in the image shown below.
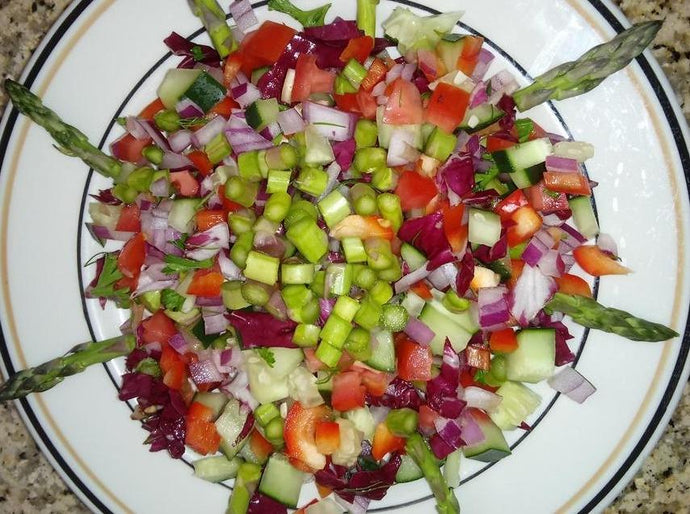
[0,0,688,512]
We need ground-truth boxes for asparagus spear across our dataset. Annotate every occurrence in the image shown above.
[512,20,662,111]
[405,433,460,514]
[188,0,236,58]
[267,0,331,28]
[0,335,135,401]
[545,292,678,342]
[357,0,380,38]
[4,79,122,179]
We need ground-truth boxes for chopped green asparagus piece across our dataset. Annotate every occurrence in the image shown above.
[188,0,236,58]
[545,292,678,342]
[357,0,379,38]
[4,79,122,178]
[0,335,136,401]
[267,0,331,28]
[513,21,662,111]
[405,433,460,514]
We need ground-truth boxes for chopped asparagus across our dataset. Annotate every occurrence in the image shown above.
[188,0,236,58]
[405,433,460,514]
[267,0,331,28]
[0,335,136,401]
[513,21,662,111]
[4,79,122,179]
[357,0,379,37]
[545,292,678,342]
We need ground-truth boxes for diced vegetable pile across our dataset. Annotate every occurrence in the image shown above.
[1,0,674,513]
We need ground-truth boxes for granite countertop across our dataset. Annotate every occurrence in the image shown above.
[0,0,688,512]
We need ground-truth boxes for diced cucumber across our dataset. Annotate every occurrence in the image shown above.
[193,391,229,420]
[246,98,280,132]
[168,198,200,233]
[183,71,227,113]
[376,106,423,149]
[506,328,555,383]
[258,454,305,508]
[489,381,541,430]
[459,104,505,133]
[461,409,511,463]
[365,329,396,372]
[193,455,241,482]
[237,434,270,465]
[215,398,250,459]
[492,138,552,189]
[395,453,424,483]
[468,208,501,246]
[418,300,476,355]
[244,348,304,404]
[157,68,202,109]
[400,243,428,271]
[402,291,426,318]
[568,195,599,239]
[435,34,468,74]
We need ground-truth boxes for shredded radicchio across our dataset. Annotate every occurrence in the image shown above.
[164,32,221,69]
[315,453,402,503]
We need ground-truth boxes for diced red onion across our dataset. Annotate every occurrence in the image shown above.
[387,129,420,166]
[404,316,435,346]
[302,102,357,141]
[160,152,193,170]
[371,80,387,97]
[545,155,579,173]
[537,249,565,277]
[478,285,510,329]
[541,213,564,227]
[394,264,431,294]
[462,386,502,411]
[125,117,150,140]
[561,253,576,273]
[189,359,224,384]
[559,222,587,244]
[596,232,618,256]
[471,48,495,81]
[401,63,416,81]
[225,115,274,153]
[87,224,135,242]
[509,264,557,326]
[522,230,555,266]
[168,129,192,153]
[191,115,226,147]
[260,121,281,141]
[176,97,204,118]
[141,120,171,151]
[547,366,596,403]
[488,70,519,104]
[196,296,224,307]
[231,81,261,107]
[134,263,178,295]
[458,410,486,446]
[277,107,306,135]
[229,0,258,32]
[218,250,243,280]
[253,232,286,259]
[386,63,403,84]
[469,81,488,108]
[202,307,229,335]
[428,262,458,291]
[434,417,464,450]
[168,333,189,354]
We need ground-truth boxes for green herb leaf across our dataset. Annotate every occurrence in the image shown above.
[162,255,214,274]
[86,253,131,307]
[515,118,534,143]
[256,347,276,368]
[190,45,205,62]
[161,288,186,311]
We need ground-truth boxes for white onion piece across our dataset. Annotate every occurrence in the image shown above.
[596,232,619,256]
[386,63,403,83]
[394,264,431,294]
[168,129,193,153]
[387,128,420,166]
[302,101,357,141]
[401,62,416,81]
[547,366,596,403]
[277,107,306,135]
[218,250,244,280]
[404,316,435,346]
[509,264,557,325]
[160,152,193,170]
[229,0,258,32]
[545,154,579,173]
[463,386,502,411]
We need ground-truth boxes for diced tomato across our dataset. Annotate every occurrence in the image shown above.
[115,203,141,232]
[383,78,424,125]
[506,205,542,247]
[195,209,227,231]
[441,202,467,253]
[170,170,200,197]
[371,422,406,461]
[360,58,388,92]
[524,180,570,214]
[117,232,146,280]
[418,404,440,434]
[110,133,152,164]
[333,89,377,120]
[494,190,528,221]
[140,311,178,345]
[339,35,374,64]
[138,98,165,121]
[187,269,224,297]
[331,371,366,412]
[396,336,433,382]
[543,171,592,196]
[208,95,238,119]
[465,344,491,370]
[284,402,331,472]
[217,185,244,213]
[507,259,524,289]
[314,421,341,455]
[222,51,244,87]
[292,53,336,103]
[351,362,394,397]
[330,215,394,241]
[237,21,297,75]
[185,417,221,455]
[409,280,433,300]
[555,273,593,297]
[573,245,631,276]
[455,36,484,76]
[249,429,274,461]
[160,345,186,391]
[485,135,517,152]
[489,328,518,353]
[395,171,439,212]
[425,82,470,133]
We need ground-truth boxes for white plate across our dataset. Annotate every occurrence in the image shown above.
[1,0,688,512]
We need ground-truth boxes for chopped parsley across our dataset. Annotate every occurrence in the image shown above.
[162,255,214,274]
[256,347,276,368]
[161,288,186,311]
[86,252,131,307]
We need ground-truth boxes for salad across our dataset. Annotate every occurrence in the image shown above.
[0,0,677,513]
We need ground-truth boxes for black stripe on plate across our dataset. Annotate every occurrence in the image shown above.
[577,1,690,512]
[0,2,116,512]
